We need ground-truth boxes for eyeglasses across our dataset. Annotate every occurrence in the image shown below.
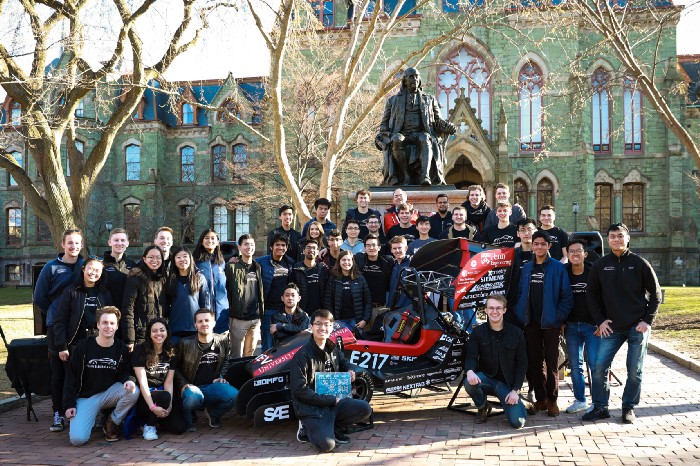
[313,322,333,328]
[485,306,504,311]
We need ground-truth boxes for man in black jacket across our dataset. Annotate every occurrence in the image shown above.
[290,310,372,452]
[292,239,327,314]
[63,306,139,446]
[583,223,661,424]
[103,228,136,320]
[267,205,302,261]
[464,294,532,428]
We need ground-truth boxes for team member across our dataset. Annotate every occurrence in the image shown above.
[408,215,435,255]
[461,185,491,232]
[387,236,412,309]
[123,246,167,349]
[345,189,381,239]
[193,229,229,333]
[257,233,295,352]
[301,198,336,238]
[439,206,481,240]
[63,306,139,446]
[153,227,175,276]
[429,193,453,238]
[354,233,392,312]
[323,250,372,331]
[383,188,418,233]
[102,228,136,318]
[365,214,387,254]
[506,217,538,327]
[298,220,327,261]
[340,219,365,254]
[34,228,84,432]
[132,318,186,440]
[387,203,419,244]
[290,310,373,452]
[226,234,264,359]
[268,205,302,263]
[563,238,598,414]
[270,284,310,345]
[583,223,661,424]
[320,229,343,268]
[482,201,518,247]
[538,205,569,263]
[514,231,573,417]
[464,294,532,428]
[165,246,210,343]
[483,183,526,229]
[177,308,237,431]
[292,239,326,314]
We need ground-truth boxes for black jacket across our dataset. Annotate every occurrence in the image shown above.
[291,261,328,312]
[587,249,661,332]
[63,337,134,410]
[353,253,393,280]
[53,284,114,351]
[103,251,136,310]
[464,322,527,392]
[175,334,232,389]
[462,200,491,231]
[323,275,372,323]
[122,265,166,344]
[271,308,310,344]
[290,335,350,419]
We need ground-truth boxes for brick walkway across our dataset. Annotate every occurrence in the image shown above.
[1,348,699,465]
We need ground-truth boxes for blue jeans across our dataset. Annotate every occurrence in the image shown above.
[591,326,650,410]
[564,322,599,403]
[70,382,140,446]
[182,383,238,427]
[463,373,527,429]
[260,309,277,352]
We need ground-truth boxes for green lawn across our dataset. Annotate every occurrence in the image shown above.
[654,286,700,360]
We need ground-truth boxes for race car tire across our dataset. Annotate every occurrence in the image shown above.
[352,371,374,403]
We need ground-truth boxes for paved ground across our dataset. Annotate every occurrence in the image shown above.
[1,347,699,466]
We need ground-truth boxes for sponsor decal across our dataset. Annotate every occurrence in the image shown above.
[263,405,290,422]
[444,367,462,375]
[253,376,285,387]
[253,347,301,377]
[453,246,514,309]
[349,351,389,370]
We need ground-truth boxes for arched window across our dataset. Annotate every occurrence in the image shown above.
[8,151,21,187]
[212,145,227,181]
[233,144,247,179]
[218,100,242,123]
[514,178,529,215]
[519,61,544,151]
[6,208,22,245]
[125,144,141,181]
[212,205,229,242]
[536,177,553,213]
[182,103,194,125]
[124,203,140,242]
[181,146,195,182]
[437,45,492,136]
[10,101,21,125]
[594,183,613,231]
[592,67,611,153]
[622,183,644,232]
[623,77,643,153]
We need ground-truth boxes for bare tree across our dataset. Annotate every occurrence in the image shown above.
[0,0,234,248]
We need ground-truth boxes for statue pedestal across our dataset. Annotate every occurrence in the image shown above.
[368,185,466,216]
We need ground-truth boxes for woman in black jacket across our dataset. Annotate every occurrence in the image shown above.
[54,257,114,362]
[323,250,371,330]
[122,246,166,349]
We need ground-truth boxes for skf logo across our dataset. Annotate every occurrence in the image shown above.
[253,376,284,386]
[263,405,290,422]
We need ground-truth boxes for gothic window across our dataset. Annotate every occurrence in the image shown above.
[8,151,21,187]
[182,103,194,125]
[514,178,529,215]
[592,67,611,153]
[125,144,141,181]
[181,146,195,182]
[233,206,250,238]
[519,61,544,151]
[436,45,491,136]
[212,205,229,242]
[536,177,553,213]
[7,208,22,245]
[623,77,643,153]
[124,203,140,242]
[212,145,227,181]
[218,100,242,123]
[622,183,644,232]
[594,183,613,231]
[233,144,247,179]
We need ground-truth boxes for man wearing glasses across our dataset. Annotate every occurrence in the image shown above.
[292,239,327,314]
[464,294,533,428]
[340,219,365,254]
[290,310,372,451]
[429,193,453,238]
[583,223,661,424]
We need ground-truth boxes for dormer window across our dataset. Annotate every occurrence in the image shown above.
[182,103,194,124]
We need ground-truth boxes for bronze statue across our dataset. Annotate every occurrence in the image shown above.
[376,67,456,186]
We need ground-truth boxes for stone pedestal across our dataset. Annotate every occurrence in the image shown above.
[368,185,466,216]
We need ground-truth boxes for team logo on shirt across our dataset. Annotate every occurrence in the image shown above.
[571,282,587,293]
[603,266,615,271]
[200,353,218,365]
[87,358,117,369]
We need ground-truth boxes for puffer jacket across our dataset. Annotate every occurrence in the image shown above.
[323,274,371,323]
[122,265,166,344]
[165,272,210,336]
[53,283,113,351]
[196,256,229,333]
[34,253,84,327]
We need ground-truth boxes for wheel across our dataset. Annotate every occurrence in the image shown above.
[352,371,374,403]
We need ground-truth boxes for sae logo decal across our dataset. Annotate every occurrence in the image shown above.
[263,404,290,422]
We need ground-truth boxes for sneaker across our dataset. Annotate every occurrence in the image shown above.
[622,407,636,424]
[143,425,159,441]
[296,421,309,443]
[203,407,221,428]
[103,415,119,442]
[566,400,589,414]
[547,401,560,417]
[475,401,492,424]
[186,424,197,433]
[50,411,64,432]
[581,406,611,422]
[522,399,537,415]
[534,399,548,411]
[334,430,350,444]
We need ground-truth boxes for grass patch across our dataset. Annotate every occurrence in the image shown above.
[658,286,699,318]
[0,287,33,308]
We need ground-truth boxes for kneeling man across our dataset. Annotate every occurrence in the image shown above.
[290,309,372,451]
[464,294,532,428]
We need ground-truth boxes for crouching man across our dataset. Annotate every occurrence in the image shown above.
[464,294,533,428]
[290,309,372,452]
[63,306,140,446]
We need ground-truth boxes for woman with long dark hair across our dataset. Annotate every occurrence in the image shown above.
[165,246,210,343]
[123,246,166,349]
[323,249,371,330]
[132,318,186,440]
[297,221,326,261]
[192,229,229,334]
